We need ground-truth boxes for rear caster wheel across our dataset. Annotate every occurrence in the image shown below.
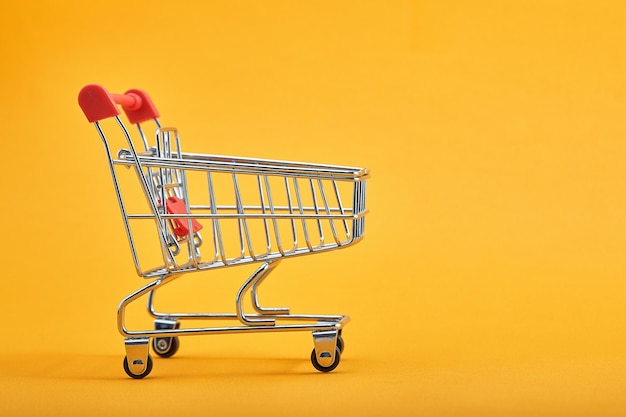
[311,347,341,373]
[123,354,153,379]
[152,336,180,358]
[337,336,345,353]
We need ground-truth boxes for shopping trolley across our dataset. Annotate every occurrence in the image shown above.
[78,84,369,378]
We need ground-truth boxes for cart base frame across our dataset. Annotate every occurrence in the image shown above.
[119,259,349,378]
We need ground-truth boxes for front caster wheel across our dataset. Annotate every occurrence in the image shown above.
[123,354,153,379]
[311,347,341,373]
[152,336,180,358]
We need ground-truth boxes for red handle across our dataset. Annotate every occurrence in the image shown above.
[111,93,142,111]
[78,84,159,124]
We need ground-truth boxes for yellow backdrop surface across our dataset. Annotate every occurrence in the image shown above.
[1,0,626,416]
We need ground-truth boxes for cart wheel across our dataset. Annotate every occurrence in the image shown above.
[123,354,153,379]
[311,347,341,373]
[336,336,345,354]
[152,336,180,358]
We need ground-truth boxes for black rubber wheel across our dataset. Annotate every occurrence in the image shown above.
[152,336,180,358]
[336,336,345,354]
[311,347,341,373]
[123,354,153,379]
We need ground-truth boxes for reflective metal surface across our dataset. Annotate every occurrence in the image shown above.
[86,89,368,377]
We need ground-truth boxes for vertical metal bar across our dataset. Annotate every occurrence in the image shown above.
[174,130,199,266]
[162,129,172,186]
[257,175,272,254]
[233,174,251,259]
[264,176,284,255]
[332,180,351,241]
[206,172,219,263]
[359,180,367,236]
[135,123,150,152]
[309,178,324,247]
[293,178,312,251]
[208,172,227,263]
[359,181,365,238]
[352,181,360,241]
[317,179,340,245]
[155,129,171,256]
[284,177,298,252]
[170,131,183,200]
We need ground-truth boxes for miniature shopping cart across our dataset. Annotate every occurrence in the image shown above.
[78,84,369,378]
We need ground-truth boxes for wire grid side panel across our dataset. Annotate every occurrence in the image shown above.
[181,169,359,265]
[92,118,172,276]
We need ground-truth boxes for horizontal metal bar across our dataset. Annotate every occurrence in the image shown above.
[149,312,349,322]
[127,210,368,220]
[181,151,366,174]
[189,204,352,213]
[122,321,347,338]
[113,155,369,181]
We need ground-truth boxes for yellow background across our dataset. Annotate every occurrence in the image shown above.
[1,0,626,415]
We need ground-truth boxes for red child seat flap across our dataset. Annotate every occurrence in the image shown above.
[165,196,203,238]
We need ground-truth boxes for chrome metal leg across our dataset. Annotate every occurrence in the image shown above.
[250,259,290,315]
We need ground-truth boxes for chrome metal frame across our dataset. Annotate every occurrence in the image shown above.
[91,110,368,377]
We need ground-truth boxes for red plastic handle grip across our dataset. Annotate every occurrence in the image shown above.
[78,84,159,124]
[111,93,142,111]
